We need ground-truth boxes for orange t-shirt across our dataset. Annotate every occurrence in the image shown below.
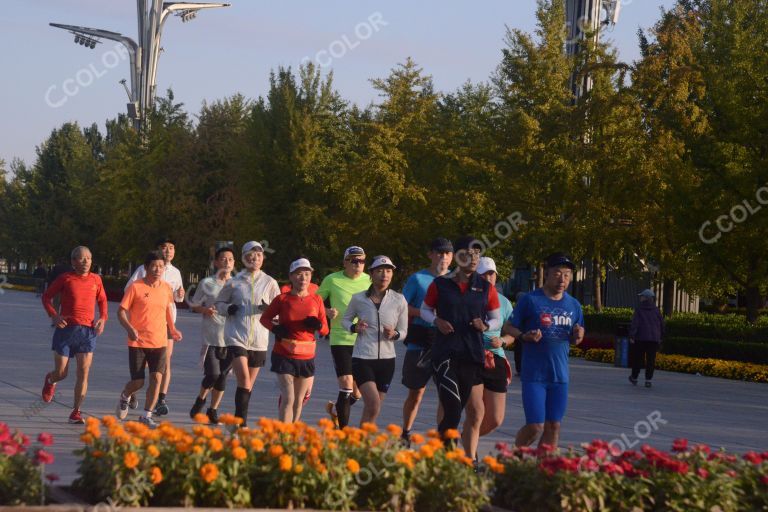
[120,280,173,348]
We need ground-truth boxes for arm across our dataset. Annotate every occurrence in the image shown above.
[214,282,235,315]
[94,278,108,335]
[419,301,437,325]
[42,275,65,325]
[394,298,409,341]
[189,280,215,316]
[402,276,421,319]
[167,303,182,341]
[341,296,360,332]
[118,307,138,341]
[259,296,281,330]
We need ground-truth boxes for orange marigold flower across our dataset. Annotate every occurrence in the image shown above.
[209,438,224,452]
[309,447,319,458]
[279,454,293,472]
[193,413,209,424]
[427,438,443,450]
[294,464,304,474]
[298,445,307,453]
[420,445,436,458]
[101,415,119,428]
[124,451,140,469]
[460,456,474,466]
[150,466,163,484]
[361,422,378,434]
[219,413,243,426]
[92,450,104,458]
[269,445,284,457]
[200,463,219,483]
[193,446,203,454]
[232,447,247,461]
[410,434,425,445]
[80,433,94,445]
[386,424,403,437]
[250,438,265,451]
[317,418,335,430]
[346,458,361,473]
[394,451,415,470]
[317,463,328,474]
[444,429,460,440]
[373,434,389,446]
[426,429,440,439]
[176,442,191,454]
[490,462,505,474]
[482,455,497,466]
[147,445,160,458]
[230,438,241,448]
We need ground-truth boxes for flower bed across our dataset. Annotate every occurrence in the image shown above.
[581,348,768,383]
[491,440,768,512]
[73,415,492,511]
[0,422,56,505]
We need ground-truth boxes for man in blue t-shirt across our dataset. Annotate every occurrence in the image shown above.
[506,253,585,448]
[399,238,453,446]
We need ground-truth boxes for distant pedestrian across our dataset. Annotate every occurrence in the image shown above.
[628,289,665,388]
[32,261,47,296]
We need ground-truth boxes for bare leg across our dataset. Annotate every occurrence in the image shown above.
[210,389,224,409]
[121,379,145,399]
[515,423,544,447]
[539,421,561,448]
[73,352,93,410]
[145,372,162,411]
[292,376,313,423]
[460,383,485,459]
[160,339,173,395]
[49,353,70,383]
[479,390,506,436]
[277,373,295,423]
[359,382,383,425]
[402,387,426,432]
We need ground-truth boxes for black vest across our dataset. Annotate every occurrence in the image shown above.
[432,272,489,364]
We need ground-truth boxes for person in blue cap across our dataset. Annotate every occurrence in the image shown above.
[507,253,584,448]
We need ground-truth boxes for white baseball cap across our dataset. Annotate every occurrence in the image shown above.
[241,241,264,255]
[369,255,396,270]
[638,289,655,298]
[477,256,497,275]
[289,258,314,273]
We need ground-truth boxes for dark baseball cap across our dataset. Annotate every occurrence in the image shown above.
[454,235,482,253]
[155,235,175,246]
[545,252,576,271]
[429,238,454,253]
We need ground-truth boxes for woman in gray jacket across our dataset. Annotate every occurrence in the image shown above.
[629,289,665,388]
[342,256,408,426]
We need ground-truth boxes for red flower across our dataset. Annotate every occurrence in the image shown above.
[495,442,509,451]
[761,475,768,486]
[600,462,625,475]
[37,433,54,446]
[18,433,30,447]
[697,468,709,479]
[671,438,688,452]
[45,474,60,483]
[35,449,55,465]
[727,470,737,478]
[692,444,711,455]
[743,452,762,465]
[2,442,19,456]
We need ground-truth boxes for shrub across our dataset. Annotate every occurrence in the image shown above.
[582,349,768,383]
[73,416,490,511]
[662,337,768,364]
[491,440,768,512]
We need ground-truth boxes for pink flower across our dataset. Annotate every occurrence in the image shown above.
[697,468,709,479]
[727,470,737,478]
[495,442,509,451]
[692,444,711,455]
[2,442,19,456]
[45,474,60,483]
[18,433,30,447]
[671,438,688,452]
[35,449,54,465]
[37,433,54,446]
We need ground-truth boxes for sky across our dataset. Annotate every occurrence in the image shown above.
[0,0,676,167]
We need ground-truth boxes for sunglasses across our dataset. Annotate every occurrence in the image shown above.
[347,259,365,265]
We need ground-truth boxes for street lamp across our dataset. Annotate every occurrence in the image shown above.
[50,1,230,132]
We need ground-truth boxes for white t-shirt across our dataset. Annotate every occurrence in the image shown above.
[126,262,184,322]
[188,275,228,347]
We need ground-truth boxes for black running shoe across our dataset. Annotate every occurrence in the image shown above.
[190,396,206,419]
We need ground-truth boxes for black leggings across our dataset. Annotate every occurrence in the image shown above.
[631,341,659,380]
[432,357,483,434]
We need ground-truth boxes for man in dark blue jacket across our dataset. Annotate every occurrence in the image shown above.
[629,289,665,388]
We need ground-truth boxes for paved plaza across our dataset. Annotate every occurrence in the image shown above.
[0,289,766,484]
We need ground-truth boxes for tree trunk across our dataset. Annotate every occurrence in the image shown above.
[592,256,602,312]
[662,277,675,317]
[745,285,761,325]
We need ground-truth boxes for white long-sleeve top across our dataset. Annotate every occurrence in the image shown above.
[342,288,409,360]
[215,270,280,351]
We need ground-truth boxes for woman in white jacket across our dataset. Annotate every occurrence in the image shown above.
[342,256,408,426]
[216,241,280,427]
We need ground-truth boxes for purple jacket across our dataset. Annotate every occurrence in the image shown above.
[629,302,664,343]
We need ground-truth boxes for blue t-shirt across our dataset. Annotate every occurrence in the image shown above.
[402,269,440,351]
[510,289,584,383]
[483,294,514,358]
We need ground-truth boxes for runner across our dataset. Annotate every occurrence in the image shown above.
[278,280,319,409]
[420,236,501,460]
[125,236,185,416]
[507,253,585,448]
[261,258,329,423]
[215,241,280,428]
[116,251,183,428]
[317,246,371,428]
[475,257,515,438]
[188,246,235,424]
[41,246,107,424]
[400,238,453,446]
[342,256,408,426]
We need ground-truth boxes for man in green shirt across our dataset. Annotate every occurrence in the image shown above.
[318,246,371,428]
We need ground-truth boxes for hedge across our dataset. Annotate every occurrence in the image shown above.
[662,337,768,365]
[581,349,768,383]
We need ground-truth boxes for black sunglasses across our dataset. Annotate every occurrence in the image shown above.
[348,259,365,265]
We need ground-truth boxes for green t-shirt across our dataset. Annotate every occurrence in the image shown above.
[317,270,371,346]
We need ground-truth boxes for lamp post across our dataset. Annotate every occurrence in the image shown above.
[51,1,230,132]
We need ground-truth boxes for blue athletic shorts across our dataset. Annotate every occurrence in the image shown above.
[521,381,568,424]
[51,325,97,357]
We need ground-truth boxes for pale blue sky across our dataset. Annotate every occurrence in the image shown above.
[1,0,675,167]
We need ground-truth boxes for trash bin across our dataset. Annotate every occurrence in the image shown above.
[614,322,631,368]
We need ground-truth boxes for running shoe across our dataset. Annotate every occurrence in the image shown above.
[207,408,220,425]
[42,373,56,403]
[68,409,85,425]
[325,400,339,428]
[128,394,139,409]
[116,396,129,420]
[154,399,169,416]
[190,396,206,419]
[628,376,638,386]
[138,415,159,429]
[400,433,411,449]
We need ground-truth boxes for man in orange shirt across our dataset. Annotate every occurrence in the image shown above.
[41,246,108,424]
[116,251,182,428]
